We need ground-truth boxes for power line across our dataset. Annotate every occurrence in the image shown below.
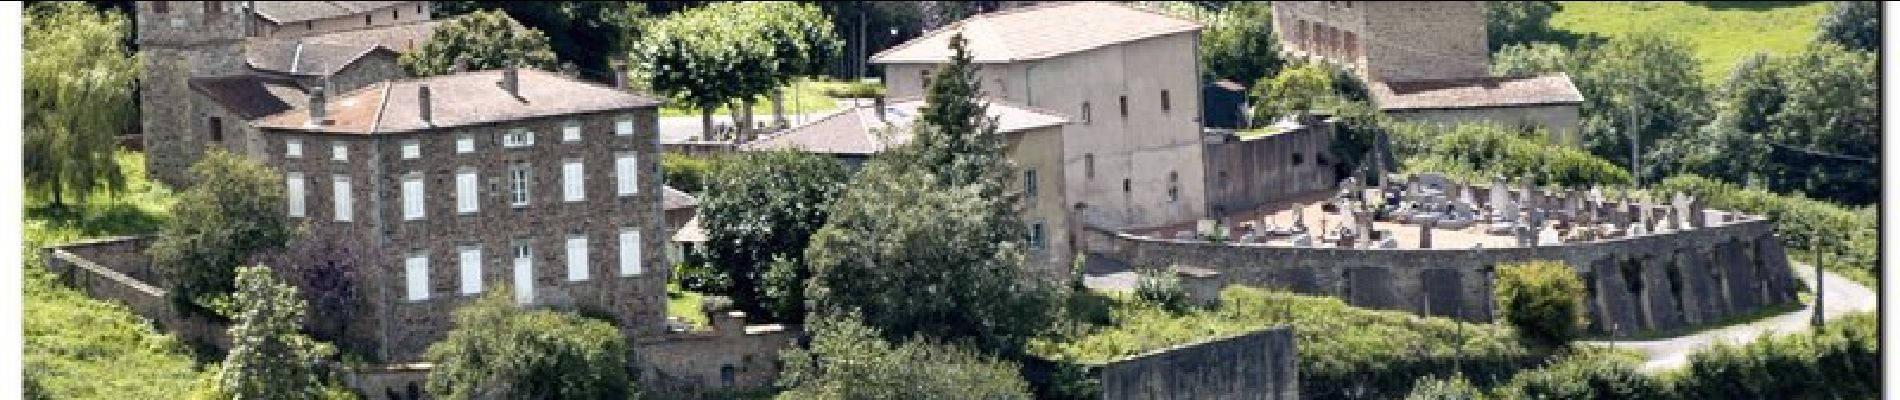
[1766,141,1880,164]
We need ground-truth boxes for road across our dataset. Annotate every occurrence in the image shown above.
[1579,264,1877,372]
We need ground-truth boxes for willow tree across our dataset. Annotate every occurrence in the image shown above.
[25,1,139,209]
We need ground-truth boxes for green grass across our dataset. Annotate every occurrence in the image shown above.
[658,77,850,118]
[667,282,710,331]
[24,151,210,399]
[1549,1,1831,84]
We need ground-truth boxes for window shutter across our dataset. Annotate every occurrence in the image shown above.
[333,176,352,221]
[456,135,474,153]
[563,161,585,202]
[619,228,641,276]
[405,254,429,301]
[616,154,637,196]
[286,139,303,158]
[402,175,425,220]
[459,246,482,294]
[616,118,634,136]
[286,173,305,217]
[513,245,534,304]
[567,235,589,281]
[456,170,478,214]
[563,124,582,142]
[401,140,420,159]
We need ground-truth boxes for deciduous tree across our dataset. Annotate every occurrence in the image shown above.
[254,224,375,351]
[1487,1,1560,51]
[433,2,646,80]
[149,150,293,307]
[24,1,137,209]
[776,313,1035,399]
[1816,1,1880,52]
[400,9,557,76]
[210,266,335,400]
[424,288,633,400]
[700,149,848,322]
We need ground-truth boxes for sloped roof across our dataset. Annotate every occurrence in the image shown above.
[1371,73,1584,111]
[189,76,307,120]
[254,1,414,24]
[246,19,445,76]
[870,2,1200,64]
[255,68,662,134]
[740,98,1069,155]
[662,185,698,211]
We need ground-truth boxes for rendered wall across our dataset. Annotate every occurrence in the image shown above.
[1096,327,1300,400]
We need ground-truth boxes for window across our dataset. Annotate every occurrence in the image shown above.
[1081,102,1092,124]
[615,117,635,136]
[1292,152,1305,166]
[1119,95,1128,117]
[456,169,478,214]
[305,21,313,30]
[456,134,474,153]
[404,253,428,301]
[1122,178,1132,193]
[332,142,348,161]
[333,176,353,221]
[509,163,531,207]
[566,235,589,281]
[1161,90,1172,112]
[154,1,169,13]
[417,4,424,14]
[207,116,223,142]
[503,128,534,148]
[1218,170,1230,189]
[286,139,302,158]
[919,69,931,88]
[1167,172,1180,203]
[615,153,638,196]
[1030,223,1046,250]
[402,173,425,220]
[365,14,372,26]
[563,160,585,202]
[401,139,420,159]
[393,7,400,20]
[619,228,642,276]
[459,245,482,295]
[562,122,582,142]
[203,1,218,15]
[1085,154,1095,179]
[286,173,305,217]
[1024,169,1038,200]
[512,243,533,304]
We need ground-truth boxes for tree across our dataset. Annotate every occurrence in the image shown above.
[633,2,841,138]
[1490,42,1573,77]
[210,266,336,400]
[1493,260,1588,346]
[700,149,849,322]
[1816,1,1879,52]
[1147,1,1284,84]
[776,313,1035,399]
[24,1,137,210]
[1571,33,1708,184]
[1686,44,1877,204]
[400,9,558,77]
[254,224,376,351]
[1487,1,1559,51]
[424,288,633,400]
[660,152,720,194]
[433,2,646,80]
[149,150,294,307]
[1250,63,1335,124]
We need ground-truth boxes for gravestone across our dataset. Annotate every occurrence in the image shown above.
[1415,214,1438,249]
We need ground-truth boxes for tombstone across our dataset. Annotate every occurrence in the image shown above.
[1293,207,1307,232]
[1489,179,1511,219]
[1355,210,1376,246]
[1291,234,1313,247]
[1415,214,1438,249]
[1377,238,1398,248]
[1687,195,1705,228]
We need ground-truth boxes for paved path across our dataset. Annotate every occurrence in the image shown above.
[1579,264,1878,372]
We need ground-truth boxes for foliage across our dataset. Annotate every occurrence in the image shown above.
[24,1,137,209]
[1494,261,1589,347]
[665,280,710,330]
[701,149,849,322]
[253,224,375,352]
[1681,43,1878,205]
[433,2,645,79]
[1392,122,1631,187]
[1404,374,1486,400]
[634,2,841,135]
[1249,63,1335,124]
[1572,32,1709,184]
[1490,42,1573,77]
[1147,1,1284,84]
[212,266,336,400]
[148,149,293,308]
[1668,312,1879,399]
[23,265,206,399]
[1815,1,1879,52]
[814,79,887,99]
[1030,286,1543,399]
[661,152,719,194]
[776,313,1034,400]
[1548,1,1831,84]
[655,77,845,118]
[1497,348,1666,399]
[1487,1,1560,51]
[1651,174,1877,286]
[400,9,557,76]
[1133,267,1189,312]
[424,288,634,400]
[673,260,730,294]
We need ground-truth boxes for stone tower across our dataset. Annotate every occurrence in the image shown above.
[1272,1,1490,82]
[136,1,255,187]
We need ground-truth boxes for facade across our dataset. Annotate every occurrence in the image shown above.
[872,1,1210,231]
[740,99,1076,279]
[1370,74,1585,147]
[250,1,433,38]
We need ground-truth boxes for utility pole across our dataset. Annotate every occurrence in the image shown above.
[1812,234,1824,327]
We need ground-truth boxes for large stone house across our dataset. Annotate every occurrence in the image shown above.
[872,1,1211,231]
[1272,1,1585,147]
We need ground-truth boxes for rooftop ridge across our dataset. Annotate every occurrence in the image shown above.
[368,81,393,134]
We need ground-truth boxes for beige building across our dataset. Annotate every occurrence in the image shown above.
[740,99,1076,279]
[872,2,1210,231]
[1369,75,1585,146]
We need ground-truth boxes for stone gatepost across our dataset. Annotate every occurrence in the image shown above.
[1175,266,1225,307]
[1415,214,1438,249]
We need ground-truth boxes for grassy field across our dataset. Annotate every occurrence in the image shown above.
[666,282,710,330]
[1548,1,1831,84]
[658,77,852,118]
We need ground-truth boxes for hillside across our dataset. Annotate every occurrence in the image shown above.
[1548,1,1831,83]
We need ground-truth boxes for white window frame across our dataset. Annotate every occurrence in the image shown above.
[615,153,638,196]
[402,173,425,221]
[513,243,534,304]
[459,245,482,295]
[615,117,635,136]
[456,134,475,154]
[563,160,585,202]
[503,128,534,148]
[405,253,429,301]
[333,175,353,222]
[285,139,303,158]
[401,139,421,160]
[562,121,582,142]
[619,228,642,276]
[456,168,479,214]
[509,163,531,207]
[566,234,589,281]
[332,142,348,161]
[286,172,305,217]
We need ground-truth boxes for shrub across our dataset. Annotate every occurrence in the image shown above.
[424,288,633,399]
[1669,312,1878,399]
[1404,374,1486,400]
[1394,122,1632,187]
[1493,260,1589,346]
[1498,348,1666,399]
[1133,267,1188,312]
[778,313,1034,399]
[149,149,293,307]
[660,152,719,194]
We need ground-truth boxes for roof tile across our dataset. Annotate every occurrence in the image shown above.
[871,2,1200,64]
[1371,74,1585,111]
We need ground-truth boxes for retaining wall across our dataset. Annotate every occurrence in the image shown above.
[41,236,233,354]
[1096,326,1299,400]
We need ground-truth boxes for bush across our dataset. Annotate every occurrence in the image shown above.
[778,313,1034,399]
[1669,312,1878,399]
[1498,348,1666,399]
[1493,261,1589,346]
[424,288,634,399]
[148,149,293,307]
[1133,267,1188,312]
[1394,122,1632,187]
[1653,174,1876,285]
[661,152,719,194]
[1404,374,1486,400]
[817,80,886,99]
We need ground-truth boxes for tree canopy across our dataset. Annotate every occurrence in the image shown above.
[1250,63,1336,124]
[148,150,293,307]
[24,1,138,209]
[776,313,1035,400]
[254,224,376,351]
[1487,1,1561,51]
[424,288,633,399]
[700,149,849,322]
[633,2,841,136]
[400,9,558,76]
[1683,43,1878,204]
[1816,1,1879,52]
[208,266,336,400]
[434,2,645,80]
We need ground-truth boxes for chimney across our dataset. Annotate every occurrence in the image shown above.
[307,86,328,126]
[418,84,432,125]
[501,64,520,97]
[609,59,628,90]
[873,96,886,122]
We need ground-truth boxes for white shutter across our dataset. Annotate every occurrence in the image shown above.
[563,161,584,202]
[456,134,474,153]
[456,170,478,214]
[286,173,305,217]
[286,139,303,158]
[401,140,421,159]
[459,246,482,295]
[513,245,534,304]
[333,176,352,221]
[619,228,642,276]
[566,235,589,281]
[615,118,634,136]
[563,123,582,142]
[615,154,637,196]
[405,254,429,301]
[402,175,425,220]
[333,143,348,161]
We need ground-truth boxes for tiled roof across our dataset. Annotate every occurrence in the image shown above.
[254,1,413,24]
[246,19,444,76]
[1371,73,1584,111]
[302,18,445,52]
[870,2,1200,64]
[189,76,307,120]
[740,98,1069,155]
[255,68,662,134]
[662,185,698,211]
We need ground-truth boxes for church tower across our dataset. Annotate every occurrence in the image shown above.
[135,1,255,186]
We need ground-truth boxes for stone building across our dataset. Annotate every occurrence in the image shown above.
[739,99,1077,279]
[872,1,1210,231]
[1272,1,1584,146]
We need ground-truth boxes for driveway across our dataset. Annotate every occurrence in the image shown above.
[1581,264,1878,372]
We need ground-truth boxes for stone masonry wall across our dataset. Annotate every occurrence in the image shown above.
[1096,326,1299,400]
[1085,209,1800,337]
[1202,117,1338,219]
[41,236,233,354]
[634,312,798,399]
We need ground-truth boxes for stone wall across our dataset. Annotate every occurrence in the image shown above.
[635,312,798,399]
[336,363,431,400]
[1201,117,1338,218]
[1096,326,1299,400]
[1085,208,1801,337]
[41,236,233,355]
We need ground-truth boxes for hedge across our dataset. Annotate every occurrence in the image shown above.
[1652,174,1877,285]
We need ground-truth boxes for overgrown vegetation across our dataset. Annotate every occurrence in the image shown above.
[700,149,849,323]
[1652,174,1877,286]
[424,288,634,399]
[1494,261,1590,347]
[1392,121,1631,187]
[148,149,294,311]
[776,313,1034,399]
[196,266,344,400]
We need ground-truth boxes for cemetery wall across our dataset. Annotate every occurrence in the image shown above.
[1083,207,1801,337]
[1095,326,1300,400]
[1202,117,1339,218]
